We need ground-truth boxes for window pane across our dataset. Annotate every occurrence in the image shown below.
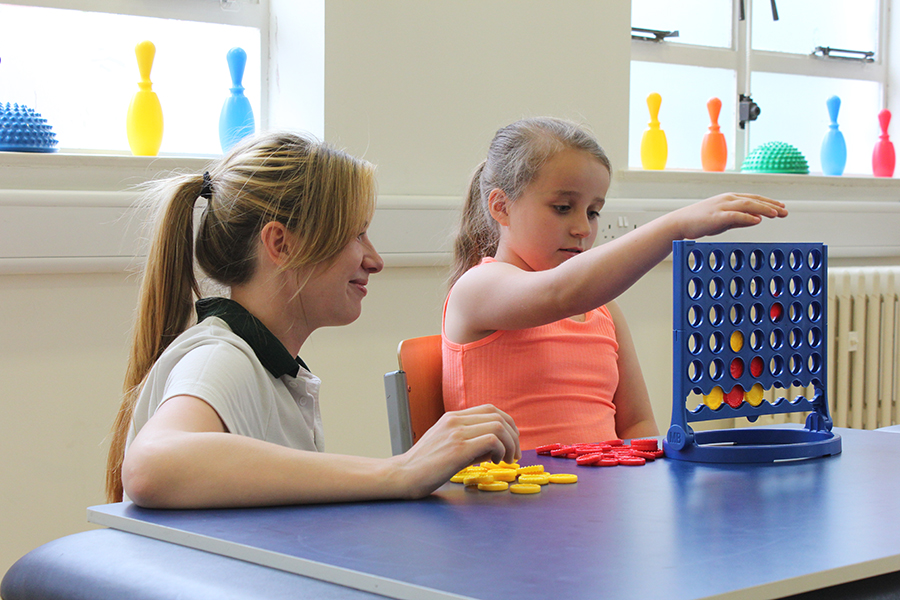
[0,4,260,155]
[632,0,732,48]
[748,73,881,175]
[752,0,879,56]
[630,62,737,170]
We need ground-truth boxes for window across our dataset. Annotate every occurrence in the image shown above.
[0,1,263,155]
[630,0,887,175]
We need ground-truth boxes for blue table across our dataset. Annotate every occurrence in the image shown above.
[5,426,900,600]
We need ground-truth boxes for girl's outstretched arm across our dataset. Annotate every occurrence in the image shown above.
[122,397,519,508]
[606,301,658,440]
[445,194,787,343]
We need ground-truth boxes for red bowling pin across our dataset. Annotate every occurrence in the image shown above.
[873,109,895,177]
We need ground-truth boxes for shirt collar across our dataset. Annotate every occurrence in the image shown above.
[195,297,309,379]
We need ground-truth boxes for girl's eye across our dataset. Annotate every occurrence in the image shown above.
[588,210,601,220]
[553,205,571,214]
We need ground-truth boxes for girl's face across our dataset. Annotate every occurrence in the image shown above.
[297,229,384,328]
[495,148,610,272]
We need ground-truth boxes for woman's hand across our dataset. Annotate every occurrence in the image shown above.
[393,404,520,499]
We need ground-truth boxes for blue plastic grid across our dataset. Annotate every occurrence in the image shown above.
[664,241,841,462]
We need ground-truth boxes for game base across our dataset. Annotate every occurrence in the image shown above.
[663,426,842,463]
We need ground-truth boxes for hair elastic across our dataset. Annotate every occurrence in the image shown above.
[199,171,214,200]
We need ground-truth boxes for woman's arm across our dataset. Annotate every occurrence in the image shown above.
[606,301,658,440]
[445,194,787,343]
[123,396,520,509]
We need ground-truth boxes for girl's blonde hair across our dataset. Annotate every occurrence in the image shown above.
[449,117,611,286]
[105,132,376,502]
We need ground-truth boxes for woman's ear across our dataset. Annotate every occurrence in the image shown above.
[487,188,511,227]
[259,221,293,266]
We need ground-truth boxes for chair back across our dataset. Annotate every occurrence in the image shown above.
[397,335,444,445]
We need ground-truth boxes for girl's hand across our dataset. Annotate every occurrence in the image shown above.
[672,193,787,241]
[394,404,520,499]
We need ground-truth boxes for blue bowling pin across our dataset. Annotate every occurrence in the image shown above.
[219,47,255,152]
[820,95,847,176]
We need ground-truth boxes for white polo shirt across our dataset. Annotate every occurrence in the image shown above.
[125,298,324,455]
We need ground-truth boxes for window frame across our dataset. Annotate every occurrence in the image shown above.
[630,0,890,167]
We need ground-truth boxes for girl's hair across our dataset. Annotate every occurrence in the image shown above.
[449,117,611,286]
[105,131,376,502]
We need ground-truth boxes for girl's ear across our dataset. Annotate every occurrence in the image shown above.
[259,221,293,266]
[487,188,511,226]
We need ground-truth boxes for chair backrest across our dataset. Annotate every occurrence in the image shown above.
[397,335,444,445]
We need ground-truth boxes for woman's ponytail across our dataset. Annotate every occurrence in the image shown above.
[105,175,203,502]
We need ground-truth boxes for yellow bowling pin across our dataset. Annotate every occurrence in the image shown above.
[126,41,164,156]
[640,92,667,170]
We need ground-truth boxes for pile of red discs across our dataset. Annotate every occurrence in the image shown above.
[535,438,664,467]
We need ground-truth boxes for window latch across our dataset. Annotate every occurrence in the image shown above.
[631,27,679,43]
[740,0,779,20]
[739,94,761,130]
[813,46,875,62]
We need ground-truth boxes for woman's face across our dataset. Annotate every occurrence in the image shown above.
[297,229,384,329]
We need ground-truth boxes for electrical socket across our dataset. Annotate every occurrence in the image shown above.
[595,210,658,244]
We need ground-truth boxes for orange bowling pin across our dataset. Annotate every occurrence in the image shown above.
[701,97,727,171]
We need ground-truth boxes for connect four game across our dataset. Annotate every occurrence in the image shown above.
[664,241,842,462]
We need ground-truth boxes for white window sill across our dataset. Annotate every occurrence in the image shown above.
[1,154,898,275]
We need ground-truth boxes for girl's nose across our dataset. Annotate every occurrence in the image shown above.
[571,215,591,238]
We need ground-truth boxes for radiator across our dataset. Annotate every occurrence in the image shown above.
[828,267,900,429]
[730,266,900,430]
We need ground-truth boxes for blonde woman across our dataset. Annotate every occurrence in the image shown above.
[107,132,519,508]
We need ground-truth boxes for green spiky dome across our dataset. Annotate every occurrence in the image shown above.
[741,141,808,174]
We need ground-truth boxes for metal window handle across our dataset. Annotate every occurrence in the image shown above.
[631,27,680,42]
[739,0,778,21]
[813,46,875,62]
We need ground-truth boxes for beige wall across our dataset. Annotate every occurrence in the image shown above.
[0,273,136,574]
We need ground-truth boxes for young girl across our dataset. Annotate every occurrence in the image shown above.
[442,117,788,449]
[106,132,519,508]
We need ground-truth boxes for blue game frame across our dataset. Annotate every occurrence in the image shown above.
[664,241,842,462]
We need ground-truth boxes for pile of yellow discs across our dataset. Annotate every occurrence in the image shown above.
[450,461,577,494]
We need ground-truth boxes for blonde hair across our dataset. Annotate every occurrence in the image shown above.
[105,132,375,502]
[449,117,611,286]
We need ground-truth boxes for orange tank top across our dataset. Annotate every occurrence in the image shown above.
[442,260,620,449]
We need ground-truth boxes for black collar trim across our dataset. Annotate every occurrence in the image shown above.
[195,297,309,378]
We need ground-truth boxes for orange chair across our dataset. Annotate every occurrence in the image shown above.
[383,335,444,455]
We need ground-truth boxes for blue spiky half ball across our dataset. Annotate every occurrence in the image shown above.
[0,103,59,152]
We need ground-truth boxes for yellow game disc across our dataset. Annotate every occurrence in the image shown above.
[497,461,520,470]
[509,483,542,494]
[704,386,724,410]
[548,473,578,484]
[450,474,466,483]
[477,481,509,492]
[746,383,765,406]
[516,465,545,474]
[487,468,517,482]
[731,330,744,352]
[463,473,494,486]
[518,473,551,485]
